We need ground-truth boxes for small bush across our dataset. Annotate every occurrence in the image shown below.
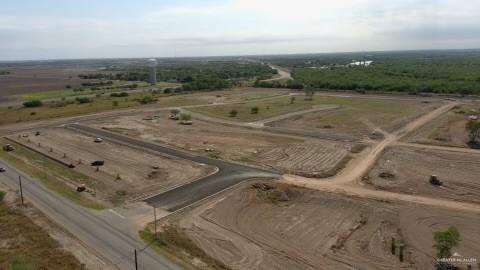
[110,92,129,97]
[0,191,5,202]
[139,95,156,104]
[251,107,259,114]
[180,113,192,121]
[75,97,92,104]
[112,101,119,107]
[23,100,42,108]
[229,109,238,117]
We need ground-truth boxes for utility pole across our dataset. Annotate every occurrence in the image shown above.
[134,249,138,270]
[154,206,157,237]
[18,175,24,205]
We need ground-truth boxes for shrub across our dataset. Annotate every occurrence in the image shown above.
[180,113,192,121]
[112,101,119,107]
[251,107,259,114]
[139,95,156,104]
[23,100,43,108]
[75,97,92,104]
[229,109,238,117]
[110,92,129,97]
[0,191,5,202]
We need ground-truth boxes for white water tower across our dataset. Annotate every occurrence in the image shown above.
[148,58,157,85]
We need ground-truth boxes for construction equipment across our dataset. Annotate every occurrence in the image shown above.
[2,144,15,152]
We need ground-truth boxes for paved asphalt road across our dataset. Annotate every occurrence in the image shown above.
[0,160,182,270]
[67,124,279,211]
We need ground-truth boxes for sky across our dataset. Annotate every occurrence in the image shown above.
[1,0,479,60]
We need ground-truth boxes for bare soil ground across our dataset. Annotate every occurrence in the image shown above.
[0,63,98,101]
[405,104,480,148]
[367,146,480,204]
[14,128,213,203]
[268,98,440,141]
[158,181,480,270]
[88,112,349,177]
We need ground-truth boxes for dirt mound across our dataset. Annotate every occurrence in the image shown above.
[251,183,300,203]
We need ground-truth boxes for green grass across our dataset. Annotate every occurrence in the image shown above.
[10,255,32,270]
[191,95,435,130]
[192,96,311,122]
[16,81,177,101]
[0,139,105,209]
[0,91,207,126]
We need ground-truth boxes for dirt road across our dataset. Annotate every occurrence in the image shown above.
[262,64,292,81]
[281,102,478,213]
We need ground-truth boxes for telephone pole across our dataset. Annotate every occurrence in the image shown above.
[18,175,24,205]
[134,249,138,270]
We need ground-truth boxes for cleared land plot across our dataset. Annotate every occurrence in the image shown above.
[405,104,480,148]
[368,146,480,204]
[88,112,348,177]
[153,182,480,270]
[12,128,212,204]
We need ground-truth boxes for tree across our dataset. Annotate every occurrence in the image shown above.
[290,96,296,104]
[251,107,259,114]
[229,109,238,117]
[433,226,460,259]
[467,120,480,144]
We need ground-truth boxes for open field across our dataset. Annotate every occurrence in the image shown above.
[11,128,213,204]
[0,190,85,270]
[405,104,480,148]
[153,181,480,270]
[0,63,99,102]
[0,92,210,126]
[268,96,440,141]
[367,146,480,204]
[88,112,349,177]
[191,95,440,139]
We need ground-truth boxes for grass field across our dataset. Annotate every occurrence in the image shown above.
[0,138,105,209]
[15,81,176,101]
[191,95,310,122]
[191,95,437,130]
[0,91,206,126]
[0,192,83,269]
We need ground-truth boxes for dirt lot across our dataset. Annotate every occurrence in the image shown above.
[13,128,213,204]
[157,181,480,270]
[0,63,98,102]
[405,104,480,148]
[88,112,349,177]
[266,97,440,141]
[367,146,480,204]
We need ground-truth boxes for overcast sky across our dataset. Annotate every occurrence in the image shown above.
[1,0,479,60]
